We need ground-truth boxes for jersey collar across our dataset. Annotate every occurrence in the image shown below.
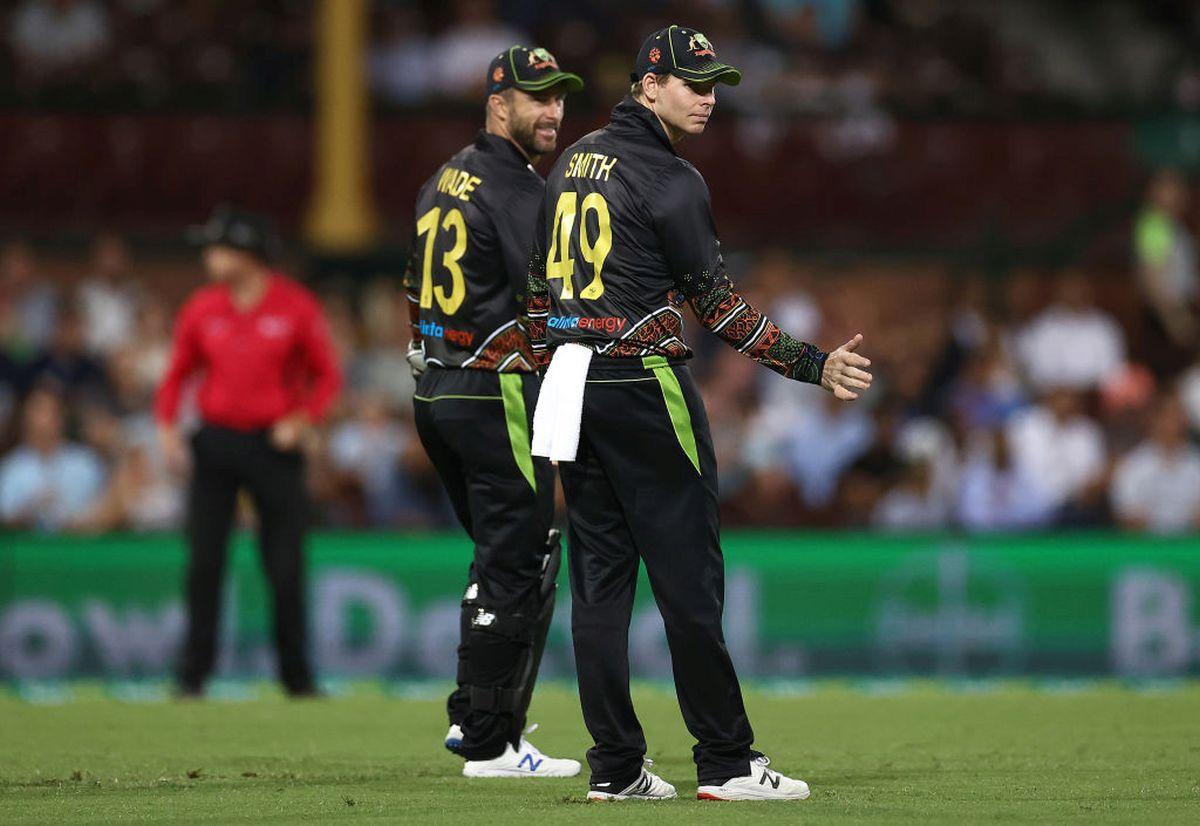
[475,130,539,175]
[608,96,676,154]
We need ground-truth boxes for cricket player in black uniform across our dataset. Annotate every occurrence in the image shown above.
[528,26,873,801]
[403,46,583,778]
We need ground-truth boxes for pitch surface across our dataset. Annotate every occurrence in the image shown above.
[1,682,1197,823]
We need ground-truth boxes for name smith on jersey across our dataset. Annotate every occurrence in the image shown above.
[563,152,619,181]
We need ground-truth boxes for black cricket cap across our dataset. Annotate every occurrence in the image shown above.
[486,45,584,97]
[187,204,282,263]
[631,25,742,87]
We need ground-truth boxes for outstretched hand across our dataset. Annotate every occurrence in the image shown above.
[821,334,873,401]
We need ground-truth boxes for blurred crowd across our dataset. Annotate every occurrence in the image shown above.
[6,0,1200,116]
[696,170,1200,534]
[0,233,455,534]
[2,171,1199,536]
[1,0,310,110]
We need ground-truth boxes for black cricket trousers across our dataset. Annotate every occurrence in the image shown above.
[178,424,314,694]
[558,355,754,787]
[413,367,555,760]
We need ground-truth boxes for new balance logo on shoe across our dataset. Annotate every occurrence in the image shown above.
[461,736,580,778]
[760,771,781,789]
[696,756,809,801]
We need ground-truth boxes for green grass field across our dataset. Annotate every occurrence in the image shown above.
[1,682,1198,824]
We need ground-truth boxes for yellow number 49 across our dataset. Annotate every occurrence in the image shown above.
[546,192,610,301]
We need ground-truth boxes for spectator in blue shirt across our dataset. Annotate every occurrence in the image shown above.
[0,386,105,532]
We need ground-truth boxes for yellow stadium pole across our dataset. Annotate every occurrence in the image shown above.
[306,0,378,251]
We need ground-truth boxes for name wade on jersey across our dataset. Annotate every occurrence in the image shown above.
[436,166,483,201]
[404,131,543,372]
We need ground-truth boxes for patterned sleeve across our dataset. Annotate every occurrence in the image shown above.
[687,275,827,384]
[655,162,827,385]
[525,195,551,368]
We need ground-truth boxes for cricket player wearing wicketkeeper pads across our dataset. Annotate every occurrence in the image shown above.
[527,25,873,801]
[403,45,584,779]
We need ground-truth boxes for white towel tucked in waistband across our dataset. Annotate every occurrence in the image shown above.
[531,342,593,463]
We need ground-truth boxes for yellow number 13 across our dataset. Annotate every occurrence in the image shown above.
[416,206,467,315]
[546,192,610,300]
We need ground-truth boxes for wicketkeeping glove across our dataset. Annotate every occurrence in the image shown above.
[406,341,427,378]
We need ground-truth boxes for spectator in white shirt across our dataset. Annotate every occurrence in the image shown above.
[1111,394,1200,534]
[1006,389,1107,520]
[957,426,1055,533]
[77,233,139,356]
[1014,269,1127,392]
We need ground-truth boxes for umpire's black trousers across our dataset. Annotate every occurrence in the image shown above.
[558,356,754,786]
[178,424,314,694]
[413,367,555,759]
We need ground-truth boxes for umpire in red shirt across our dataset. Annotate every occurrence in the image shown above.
[155,206,342,697]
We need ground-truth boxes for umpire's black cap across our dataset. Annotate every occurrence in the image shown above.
[486,45,584,97]
[631,25,742,86]
[188,205,282,263]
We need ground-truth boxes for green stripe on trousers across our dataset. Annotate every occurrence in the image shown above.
[498,373,537,492]
[642,356,701,475]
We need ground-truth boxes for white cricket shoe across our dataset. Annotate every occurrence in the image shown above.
[462,736,581,778]
[696,754,810,801]
[587,766,678,801]
[444,724,463,754]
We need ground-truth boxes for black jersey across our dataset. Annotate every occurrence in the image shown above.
[528,97,827,383]
[404,131,541,371]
